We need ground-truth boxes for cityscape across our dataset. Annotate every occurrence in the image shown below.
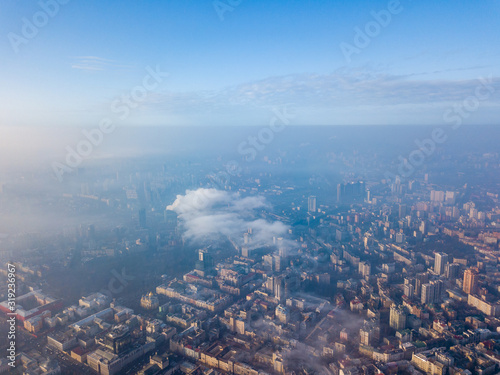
[1,1,500,375]
[1,126,500,374]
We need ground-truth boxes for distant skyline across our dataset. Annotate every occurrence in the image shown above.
[1,0,500,127]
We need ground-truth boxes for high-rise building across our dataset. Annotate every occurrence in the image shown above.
[275,305,290,324]
[241,247,252,258]
[393,232,403,244]
[399,204,407,219]
[445,191,457,205]
[263,254,273,269]
[431,280,443,302]
[195,249,214,277]
[274,276,285,302]
[360,320,380,346]
[308,196,317,213]
[390,305,406,330]
[164,209,178,233]
[265,275,276,292]
[446,263,460,279]
[273,254,283,272]
[421,283,434,305]
[434,252,449,275]
[139,208,147,228]
[360,328,371,346]
[277,238,288,258]
[336,181,365,202]
[283,272,300,297]
[419,221,428,235]
[359,261,371,277]
[463,268,479,295]
[242,232,252,257]
[421,280,443,304]
[415,272,429,296]
[243,232,252,244]
[404,284,414,299]
[430,190,445,202]
[143,181,151,202]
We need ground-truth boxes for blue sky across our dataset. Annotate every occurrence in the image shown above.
[1,0,500,126]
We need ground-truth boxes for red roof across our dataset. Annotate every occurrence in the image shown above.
[72,347,87,355]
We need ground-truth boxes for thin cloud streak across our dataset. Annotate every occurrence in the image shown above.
[70,56,135,71]
[146,71,500,114]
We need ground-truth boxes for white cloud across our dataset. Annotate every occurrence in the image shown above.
[140,68,500,125]
[167,188,291,250]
